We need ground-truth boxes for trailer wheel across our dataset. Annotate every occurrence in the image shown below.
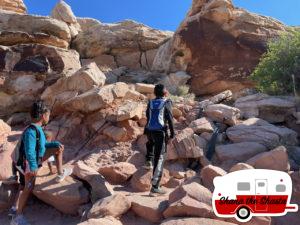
[237,206,251,220]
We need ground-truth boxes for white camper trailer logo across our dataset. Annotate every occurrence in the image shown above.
[212,169,298,223]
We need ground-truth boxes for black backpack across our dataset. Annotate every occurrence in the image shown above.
[12,124,42,173]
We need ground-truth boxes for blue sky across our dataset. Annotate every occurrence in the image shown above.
[24,0,299,31]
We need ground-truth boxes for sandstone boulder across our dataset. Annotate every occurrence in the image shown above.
[73,161,114,202]
[0,11,71,48]
[0,141,15,180]
[216,142,267,162]
[131,168,170,192]
[63,82,129,113]
[0,119,11,136]
[0,0,26,14]
[163,195,213,219]
[51,0,77,24]
[167,128,204,160]
[235,94,296,123]
[189,117,215,134]
[246,146,290,171]
[155,0,286,95]
[88,194,131,219]
[103,126,127,142]
[33,167,89,215]
[42,62,106,109]
[160,217,237,225]
[200,165,226,191]
[73,19,172,70]
[98,162,137,185]
[78,217,122,225]
[107,101,144,122]
[169,182,212,206]
[135,83,155,94]
[226,118,298,149]
[204,104,240,126]
[229,163,254,173]
[129,195,168,223]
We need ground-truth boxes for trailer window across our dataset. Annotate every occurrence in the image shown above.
[276,184,286,192]
[258,182,265,187]
[237,182,250,191]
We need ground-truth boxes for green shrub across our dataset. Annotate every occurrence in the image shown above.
[251,29,300,95]
[169,85,195,102]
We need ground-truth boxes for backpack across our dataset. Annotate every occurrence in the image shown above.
[12,124,42,174]
[146,98,166,131]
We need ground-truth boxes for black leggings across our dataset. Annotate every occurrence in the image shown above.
[146,131,167,188]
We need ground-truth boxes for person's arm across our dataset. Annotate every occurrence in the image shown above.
[45,140,61,149]
[144,101,150,134]
[23,128,38,172]
[165,100,175,138]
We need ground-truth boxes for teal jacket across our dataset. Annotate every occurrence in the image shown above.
[23,124,60,171]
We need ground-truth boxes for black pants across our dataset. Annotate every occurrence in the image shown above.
[146,130,167,188]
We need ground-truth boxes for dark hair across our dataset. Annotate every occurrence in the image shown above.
[30,100,49,120]
[154,84,166,97]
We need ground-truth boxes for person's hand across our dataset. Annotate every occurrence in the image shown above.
[58,144,64,153]
[26,170,37,178]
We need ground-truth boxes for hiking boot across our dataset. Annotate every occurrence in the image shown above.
[8,207,17,218]
[55,168,73,183]
[149,186,167,197]
[143,161,153,170]
[10,214,31,225]
[3,175,18,185]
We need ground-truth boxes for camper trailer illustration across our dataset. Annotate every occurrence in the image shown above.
[212,169,298,223]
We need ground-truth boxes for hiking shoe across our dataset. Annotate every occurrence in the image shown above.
[143,161,153,170]
[3,175,18,185]
[55,168,73,183]
[8,207,17,218]
[10,214,31,225]
[149,187,167,197]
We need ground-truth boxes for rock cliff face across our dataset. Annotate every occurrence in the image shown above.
[152,0,286,95]
[0,0,26,14]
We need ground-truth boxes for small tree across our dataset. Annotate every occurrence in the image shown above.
[251,29,300,95]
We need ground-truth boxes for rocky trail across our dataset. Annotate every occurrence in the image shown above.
[0,0,300,225]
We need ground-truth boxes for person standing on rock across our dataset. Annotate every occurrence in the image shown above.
[144,84,175,196]
[10,100,73,225]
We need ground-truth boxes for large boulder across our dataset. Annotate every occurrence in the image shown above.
[152,0,286,95]
[226,118,298,149]
[0,0,26,14]
[0,11,71,48]
[63,82,129,113]
[246,146,290,171]
[0,141,15,180]
[42,62,106,111]
[234,94,296,123]
[200,165,226,191]
[167,128,204,160]
[78,217,123,225]
[229,163,254,173]
[51,0,77,24]
[0,119,11,136]
[87,194,131,219]
[98,162,137,185]
[204,104,240,126]
[160,218,237,225]
[216,142,267,162]
[73,161,114,203]
[130,168,170,192]
[0,44,81,116]
[73,19,172,70]
[129,195,168,223]
[189,117,215,134]
[33,167,89,215]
